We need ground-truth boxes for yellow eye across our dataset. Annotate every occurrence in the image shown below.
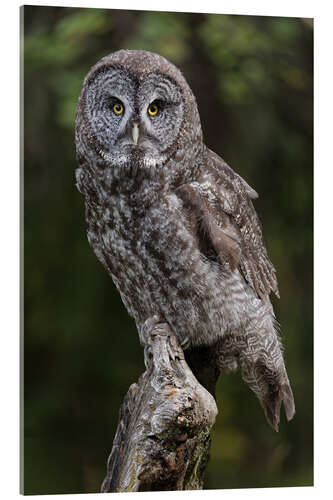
[113,103,124,115]
[148,103,159,116]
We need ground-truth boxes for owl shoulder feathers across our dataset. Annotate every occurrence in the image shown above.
[177,148,279,301]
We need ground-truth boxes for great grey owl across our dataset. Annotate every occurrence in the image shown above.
[75,49,295,431]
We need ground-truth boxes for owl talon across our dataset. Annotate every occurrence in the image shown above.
[139,314,163,346]
[167,342,176,361]
[180,336,191,351]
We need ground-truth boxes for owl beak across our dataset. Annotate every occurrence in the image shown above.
[132,123,139,145]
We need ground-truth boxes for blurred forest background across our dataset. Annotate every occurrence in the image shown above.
[23,6,313,495]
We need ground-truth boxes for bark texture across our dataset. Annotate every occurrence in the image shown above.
[101,322,218,492]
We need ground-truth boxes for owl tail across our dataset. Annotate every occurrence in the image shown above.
[256,372,295,432]
[238,340,296,432]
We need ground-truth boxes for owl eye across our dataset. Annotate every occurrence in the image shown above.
[113,102,124,115]
[148,102,159,117]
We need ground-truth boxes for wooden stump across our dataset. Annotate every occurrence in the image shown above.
[101,322,218,492]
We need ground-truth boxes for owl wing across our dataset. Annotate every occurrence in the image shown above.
[177,149,279,301]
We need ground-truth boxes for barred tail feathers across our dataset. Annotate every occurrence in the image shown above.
[217,317,295,431]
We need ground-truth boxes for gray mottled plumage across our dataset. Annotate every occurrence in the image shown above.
[75,49,295,431]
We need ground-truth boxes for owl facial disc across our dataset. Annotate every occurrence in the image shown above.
[82,57,188,173]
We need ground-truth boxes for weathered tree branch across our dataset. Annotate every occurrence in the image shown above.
[101,323,218,492]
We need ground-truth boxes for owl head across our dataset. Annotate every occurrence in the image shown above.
[75,50,204,186]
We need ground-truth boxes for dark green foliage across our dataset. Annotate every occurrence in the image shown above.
[23,6,313,494]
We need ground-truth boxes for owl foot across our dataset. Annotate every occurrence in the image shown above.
[139,315,163,369]
[139,314,163,345]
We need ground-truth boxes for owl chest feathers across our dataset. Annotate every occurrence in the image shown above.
[86,178,253,341]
